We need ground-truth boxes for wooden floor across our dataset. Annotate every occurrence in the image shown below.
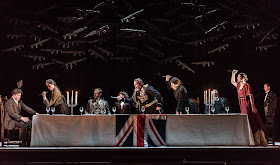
[1,144,280,164]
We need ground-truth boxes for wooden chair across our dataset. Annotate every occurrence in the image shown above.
[1,100,21,147]
[190,97,200,110]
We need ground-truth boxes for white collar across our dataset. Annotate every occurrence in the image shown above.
[12,96,19,105]
[265,90,270,94]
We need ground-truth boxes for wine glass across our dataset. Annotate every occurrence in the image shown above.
[79,107,84,115]
[225,106,230,114]
[185,107,190,115]
[51,107,55,115]
[46,107,50,115]
[211,106,215,114]
[100,103,104,114]
[141,107,145,114]
[112,107,116,115]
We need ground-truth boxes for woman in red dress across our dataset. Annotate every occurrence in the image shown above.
[231,70,267,146]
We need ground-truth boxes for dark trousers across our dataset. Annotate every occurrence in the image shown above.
[15,120,32,146]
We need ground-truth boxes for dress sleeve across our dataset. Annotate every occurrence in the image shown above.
[245,84,253,96]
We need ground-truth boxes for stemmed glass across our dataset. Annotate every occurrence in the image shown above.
[51,107,55,115]
[46,107,50,115]
[141,107,145,114]
[211,106,215,114]
[185,107,190,115]
[100,103,104,114]
[112,107,116,115]
[225,106,230,114]
[79,107,84,115]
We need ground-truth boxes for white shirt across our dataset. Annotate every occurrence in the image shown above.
[264,90,270,102]
[12,96,19,105]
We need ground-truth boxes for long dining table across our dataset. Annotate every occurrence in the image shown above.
[31,114,255,147]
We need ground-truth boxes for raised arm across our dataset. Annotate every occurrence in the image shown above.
[231,70,238,87]
[165,75,173,91]
[43,92,60,107]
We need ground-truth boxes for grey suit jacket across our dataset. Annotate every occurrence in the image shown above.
[4,98,36,130]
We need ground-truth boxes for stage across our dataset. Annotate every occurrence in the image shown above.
[0,145,280,164]
[1,114,278,164]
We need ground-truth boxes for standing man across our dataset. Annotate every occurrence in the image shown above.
[264,83,275,124]
[263,83,276,143]
[4,88,38,147]
[85,88,110,114]
[17,80,23,89]
[131,78,163,114]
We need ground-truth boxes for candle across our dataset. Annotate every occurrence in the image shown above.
[208,89,210,104]
[203,91,205,104]
[71,90,74,104]
[204,90,207,104]
[75,91,78,105]
[205,90,207,104]
[66,91,69,105]
[211,91,214,104]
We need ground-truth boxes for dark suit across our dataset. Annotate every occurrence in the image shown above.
[166,81,199,114]
[114,101,131,114]
[264,91,275,123]
[4,98,36,145]
[204,97,231,114]
[131,84,164,114]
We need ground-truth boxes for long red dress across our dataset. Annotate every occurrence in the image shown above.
[237,83,265,133]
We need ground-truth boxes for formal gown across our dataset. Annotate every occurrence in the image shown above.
[237,83,265,134]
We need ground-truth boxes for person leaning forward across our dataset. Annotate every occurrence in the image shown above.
[4,88,38,147]
[129,78,164,114]
[42,79,70,114]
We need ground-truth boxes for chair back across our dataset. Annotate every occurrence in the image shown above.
[1,98,5,145]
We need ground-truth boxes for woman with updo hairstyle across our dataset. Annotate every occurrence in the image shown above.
[231,70,267,146]
[165,75,189,114]
[41,79,70,114]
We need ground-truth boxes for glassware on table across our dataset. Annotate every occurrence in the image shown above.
[112,107,116,114]
[185,107,190,115]
[51,107,55,115]
[100,103,104,114]
[79,107,84,115]
[211,106,215,114]
[141,107,145,114]
[225,106,230,114]
[46,107,50,115]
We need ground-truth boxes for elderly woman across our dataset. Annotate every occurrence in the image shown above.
[231,70,267,146]
[42,79,69,114]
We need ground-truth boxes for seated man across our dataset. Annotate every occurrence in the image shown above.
[115,91,131,114]
[204,89,231,114]
[4,88,38,147]
[85,88,110,114]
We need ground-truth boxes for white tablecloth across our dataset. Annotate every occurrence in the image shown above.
[165,114,255,146]
[31,114,254,147]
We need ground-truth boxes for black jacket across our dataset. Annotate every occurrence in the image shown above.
[130,84,164,114]
[264,91,275,122]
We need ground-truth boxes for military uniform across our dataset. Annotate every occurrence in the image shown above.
[131,84,163,114]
